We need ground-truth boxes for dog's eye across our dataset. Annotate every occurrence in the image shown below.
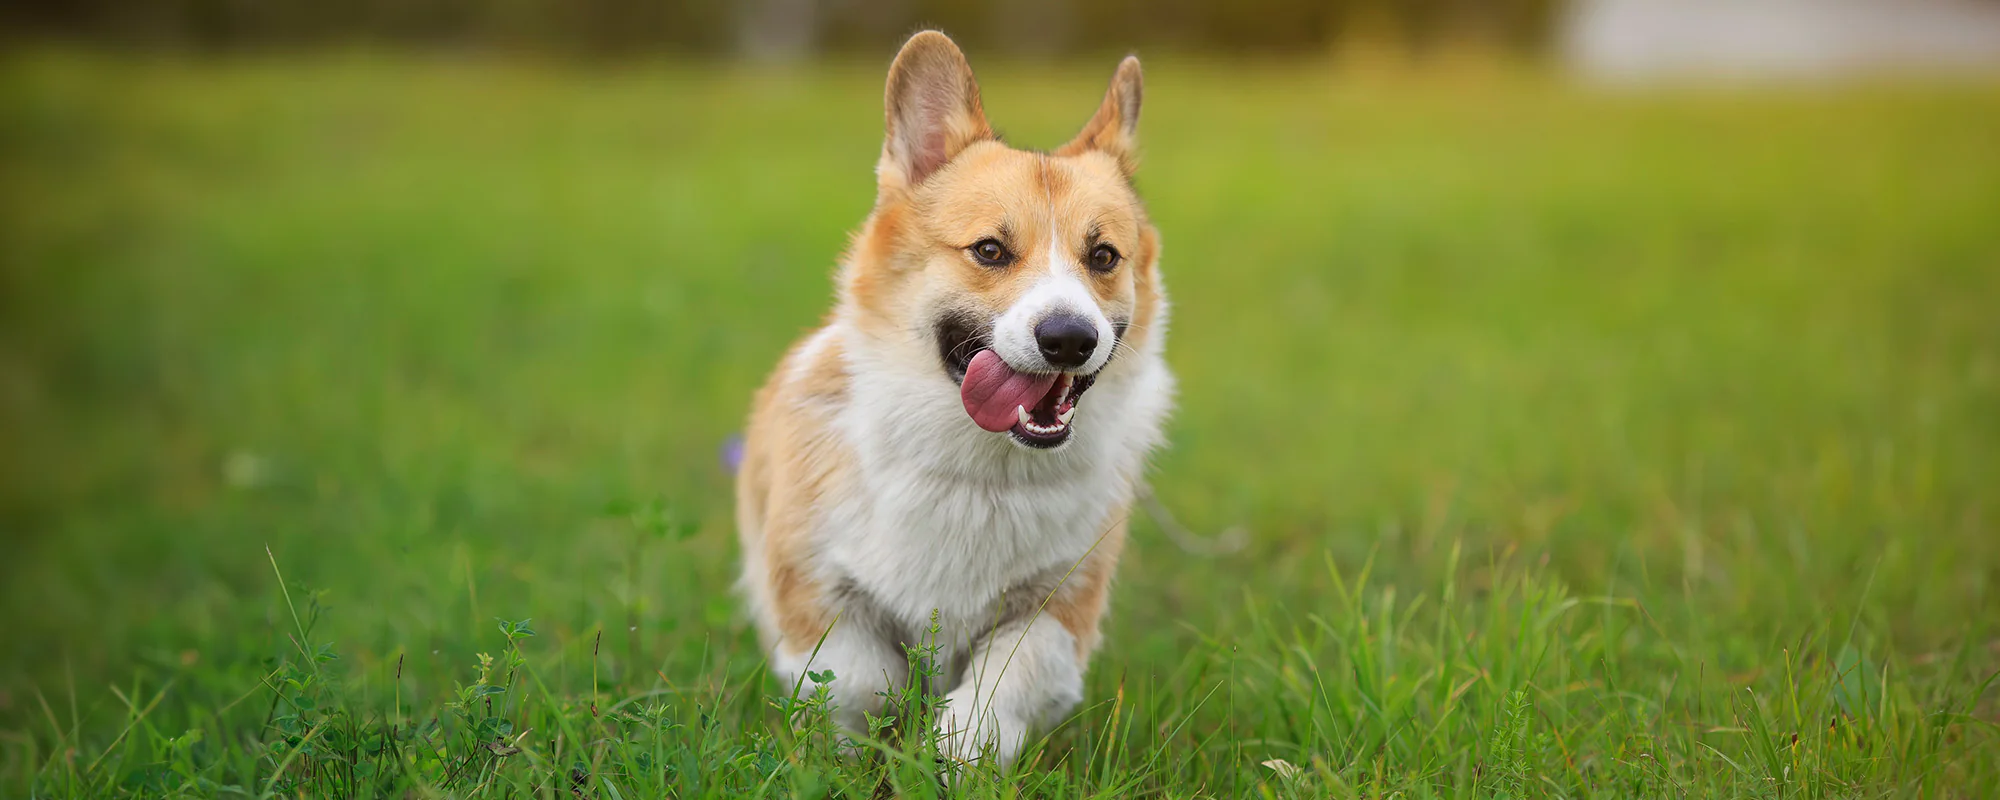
[1088,244,1122,272]
[969,239,1012,266]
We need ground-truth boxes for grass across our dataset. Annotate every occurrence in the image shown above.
[1,50,1997,797]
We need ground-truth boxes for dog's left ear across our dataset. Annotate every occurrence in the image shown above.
[1058,55,1143,175]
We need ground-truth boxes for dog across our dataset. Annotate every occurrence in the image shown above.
[734,30,1174,767]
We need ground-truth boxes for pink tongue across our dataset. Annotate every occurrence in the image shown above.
[960,350,1059,432]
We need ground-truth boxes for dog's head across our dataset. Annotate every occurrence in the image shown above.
[842,31,1161,451]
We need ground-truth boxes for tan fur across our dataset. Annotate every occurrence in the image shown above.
[735,334,852,650]
[1042,517,1127,658]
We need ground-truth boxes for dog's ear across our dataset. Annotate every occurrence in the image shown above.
[879,31,993,191]
[1058,55,1142,175]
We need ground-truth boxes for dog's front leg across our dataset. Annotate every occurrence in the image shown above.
[935,614,1084,766]
[776,615,908,739]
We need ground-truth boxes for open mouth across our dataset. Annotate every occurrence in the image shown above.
[957,349,1098,448]
[935,315,1100,449]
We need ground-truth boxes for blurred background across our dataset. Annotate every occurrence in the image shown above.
[11,0,1559,59]
[8,0,2000,74]
[2,0,1998,787]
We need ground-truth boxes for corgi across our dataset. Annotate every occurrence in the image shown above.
[734,30,1173,767]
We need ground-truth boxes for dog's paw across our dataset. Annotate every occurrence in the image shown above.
[933,701,994,765]
[933,691,1024,768]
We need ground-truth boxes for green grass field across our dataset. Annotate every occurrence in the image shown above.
[2,52,1998,797]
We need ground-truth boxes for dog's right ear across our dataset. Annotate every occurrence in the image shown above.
[879,31,993,193]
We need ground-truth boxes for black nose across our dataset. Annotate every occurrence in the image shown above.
[1035,315,1099,370]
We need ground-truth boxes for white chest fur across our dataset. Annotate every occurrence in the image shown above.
[819,325,1174,644]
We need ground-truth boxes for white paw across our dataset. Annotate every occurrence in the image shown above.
[934,690,1024,766]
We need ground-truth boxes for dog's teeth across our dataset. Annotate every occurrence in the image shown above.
[1057,407,1076,425]
[1017,405,1031,428]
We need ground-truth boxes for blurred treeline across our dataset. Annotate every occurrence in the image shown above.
[2,0,1564,57]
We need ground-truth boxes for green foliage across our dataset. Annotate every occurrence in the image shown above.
[1,54,1997,797]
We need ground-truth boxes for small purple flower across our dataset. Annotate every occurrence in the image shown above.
[720,434,746,474]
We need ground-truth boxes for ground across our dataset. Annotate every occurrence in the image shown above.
[1,52,1996,797]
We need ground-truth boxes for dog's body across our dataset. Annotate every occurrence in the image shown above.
[735,32,1173,765]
